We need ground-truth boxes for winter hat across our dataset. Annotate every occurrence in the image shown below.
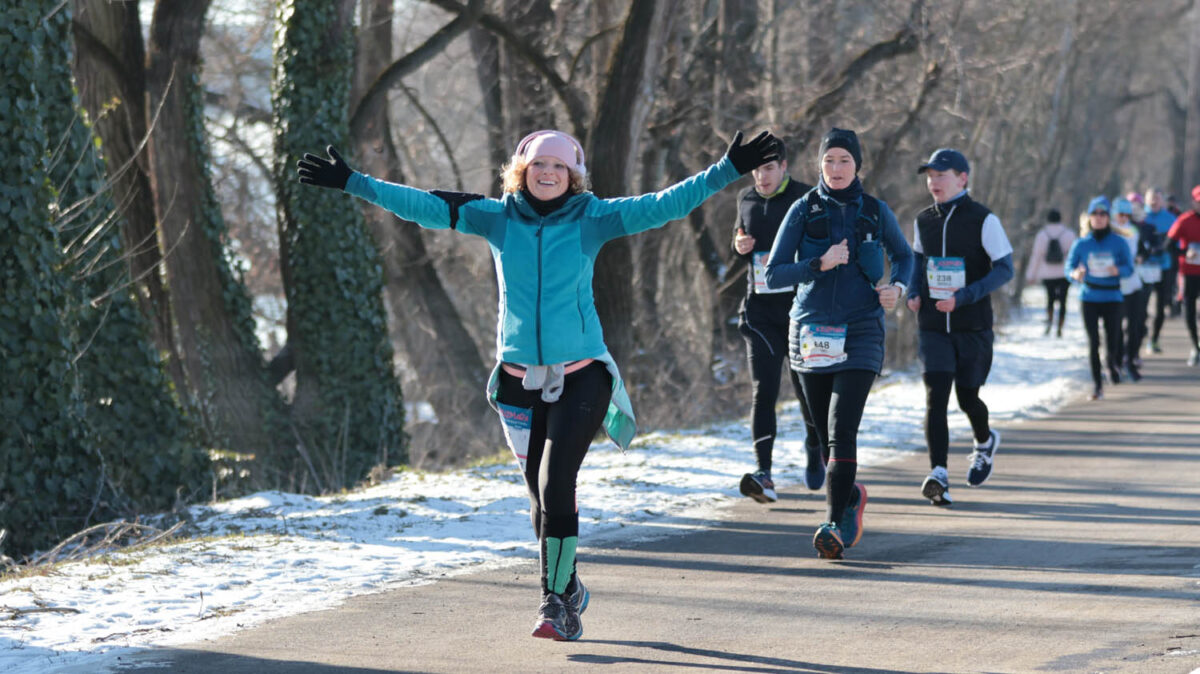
[918,148,970,174]
[515,130,587,177]
[1087,196,1111,214]
[1112,197,1133,215]
[1125,191,1145,206]
[1191,184,1200,203]
[818,127,862,171]
[1046,208,1062,223]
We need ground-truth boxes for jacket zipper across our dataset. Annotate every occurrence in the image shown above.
[536,219,545,365]
[941,204,957,333]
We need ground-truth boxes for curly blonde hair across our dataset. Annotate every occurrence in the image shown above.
[500,155,589,195]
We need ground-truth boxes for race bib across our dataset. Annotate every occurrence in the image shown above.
[497,402,533,471]
[752,252,789,294]
[1188,242,1200,262]
[798,324,848,368]
[1087,251,1115,277]
[1136,262,1162,284]
[926,257,965,300]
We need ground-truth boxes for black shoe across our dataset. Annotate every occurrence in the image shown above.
[1108,367,1121,385]
[532,592,582,641]
[739,470,777,503]
[1126,362,1142,382]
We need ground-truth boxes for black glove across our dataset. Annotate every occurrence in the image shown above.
[297,145,352,190]
[725,130,782,175]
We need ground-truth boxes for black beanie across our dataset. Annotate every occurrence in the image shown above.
[819,127,862,171]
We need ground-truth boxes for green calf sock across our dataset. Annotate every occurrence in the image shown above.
[543,536,578,595]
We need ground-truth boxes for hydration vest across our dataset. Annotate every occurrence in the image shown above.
[798,188,885,285]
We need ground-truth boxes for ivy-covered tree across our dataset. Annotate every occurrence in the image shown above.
[272,0,406,488]
[42,6,209,515]
[0,1,92,557]
[145,0,291,482]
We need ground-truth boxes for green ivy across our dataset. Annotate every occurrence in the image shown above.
[0,2,91,557]
[272,0,406,488]
[39,7,209,519]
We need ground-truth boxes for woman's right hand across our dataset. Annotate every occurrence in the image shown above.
[297,145,352,190]
[820,239,849,271]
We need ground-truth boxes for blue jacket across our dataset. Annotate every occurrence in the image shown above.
[765,188,913,372]
[1066,232,1133,303]
[344,157,742,449]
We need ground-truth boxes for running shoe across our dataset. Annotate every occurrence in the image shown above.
[1126,361,1142,382]
[803,450,825,491]
[812,522,844,560]
[1107,367,1121,385]
[921,466,953,506]
[1189,349,1199,367]
[531,592,582,641]
[1149,340,1162,354]
[739,470,777,504]
[838,484,868,548]
[1089,386,1104,400]
[565,575,589,615]
[966,430,1000,487]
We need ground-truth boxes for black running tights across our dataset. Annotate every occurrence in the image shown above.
[1184,275,1200,349]
[922,372,991,469]
[799,369,875,524]
[1081,301,1123,388]
[742,319,820,473]
[1043,278,1070,330]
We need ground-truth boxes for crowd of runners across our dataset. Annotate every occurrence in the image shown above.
[296,125,1200,642]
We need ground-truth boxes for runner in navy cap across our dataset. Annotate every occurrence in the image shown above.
[918,148,970,175]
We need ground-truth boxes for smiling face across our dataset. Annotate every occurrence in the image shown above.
[752,160,787,196]
[925,168,969,203]
[524,156,570,200]
[820,148,856,190]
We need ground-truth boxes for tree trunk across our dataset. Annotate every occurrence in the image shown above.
[146,0,285,463]
[71,0,184,391]
[589,0,670,366]
[1183,3,1200,196]
[353,0,498,467]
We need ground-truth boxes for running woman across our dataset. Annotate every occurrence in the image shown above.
[1144,188,1178,353]
[1111,197,1148,381]
[765,128,913,559]
[731,141,824,503]
[1025,208,1075,338]
[298,129,781,640]
[906,149,1013,506]
[1066,197,1134,400]
[1166,185,1200,365]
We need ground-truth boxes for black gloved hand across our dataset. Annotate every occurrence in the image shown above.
[297,145,352,190]
[725,130,782,175]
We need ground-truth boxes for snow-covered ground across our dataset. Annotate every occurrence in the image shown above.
[0,289,1092,673]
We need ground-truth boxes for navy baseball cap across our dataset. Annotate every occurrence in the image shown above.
[917,148,970,174]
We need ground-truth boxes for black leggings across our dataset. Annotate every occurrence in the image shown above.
[1150,275,1172,342]
[1184,275,1200,349]
[1043,278,1070,330]
[1122,288,1148,363]
[496,362,611,542]
[740,309,820,473]
[799,369,875,524]
[923,372,991,469]
[1081,301,1123,388]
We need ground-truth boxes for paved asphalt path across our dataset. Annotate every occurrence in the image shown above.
[106,323,1200,673]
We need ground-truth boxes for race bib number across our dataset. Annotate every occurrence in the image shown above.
[1087,252,1115,277]
[926,257,965,300]
[1136,262,1161,284]
[752,252,789,294]
[1188,242,1200,262]
[497,402,533,471]
[798,324,848,368]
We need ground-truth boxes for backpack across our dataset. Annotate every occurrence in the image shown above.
[799,188,884,284]
[1044,234,1064,263]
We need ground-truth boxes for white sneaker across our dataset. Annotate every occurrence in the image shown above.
[1189,350,1199,367]
[921,466,952,506]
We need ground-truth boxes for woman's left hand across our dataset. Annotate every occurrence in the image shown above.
[875,284,901,310]
[725,130,783,174]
